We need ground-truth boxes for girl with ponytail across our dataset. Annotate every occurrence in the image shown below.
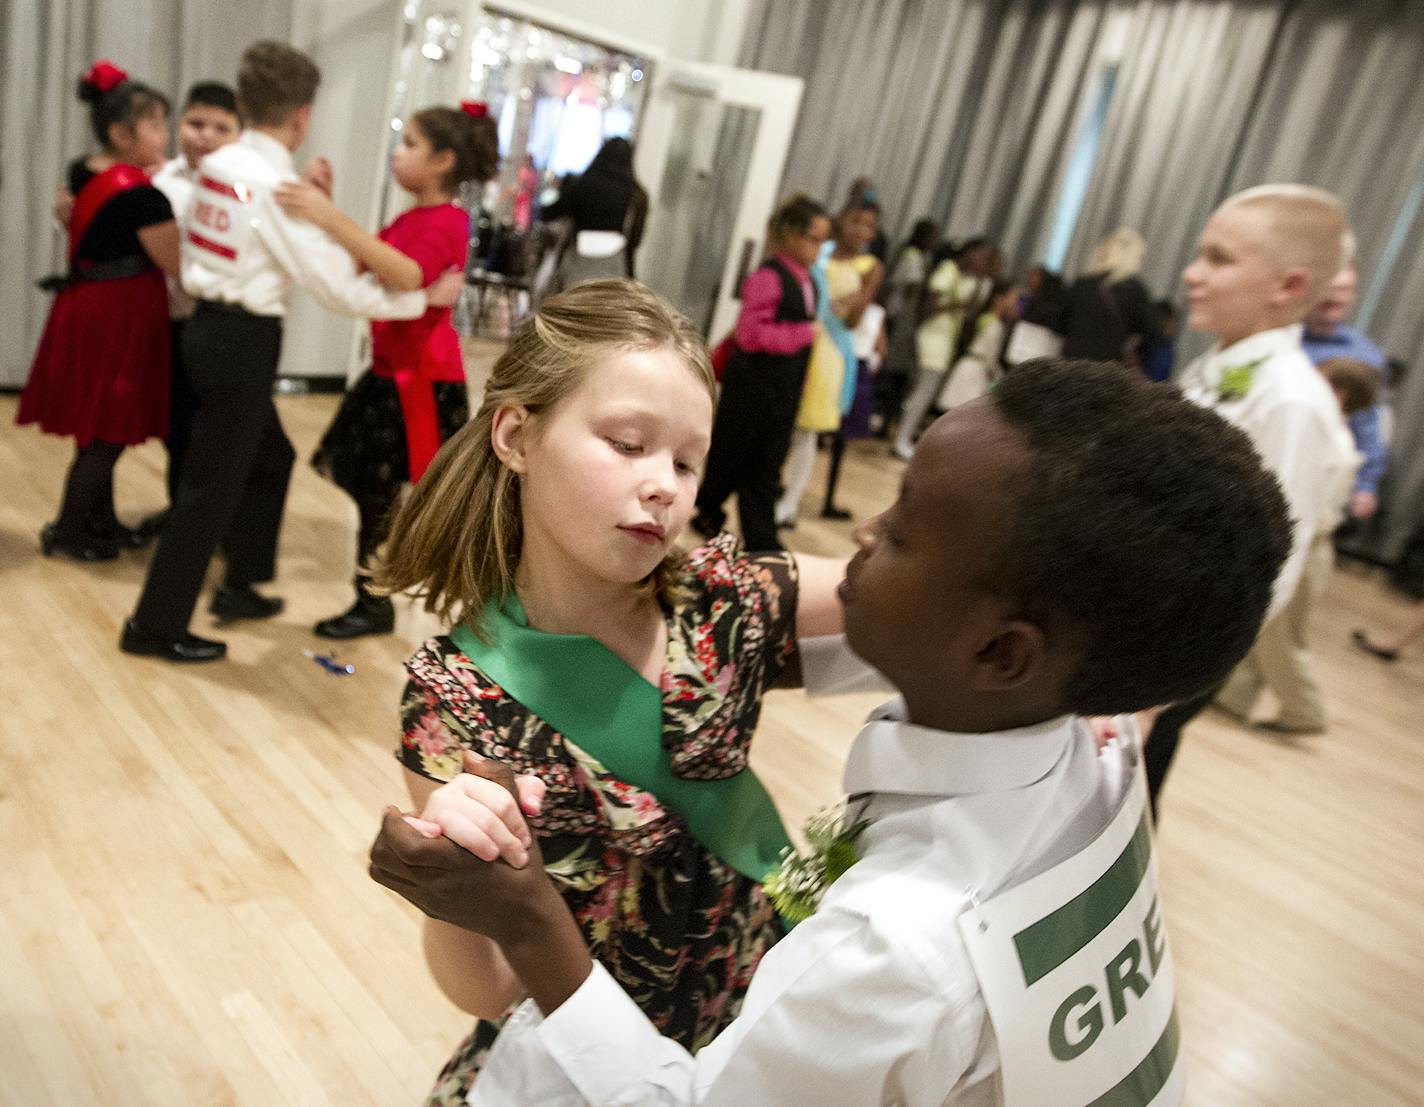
[272,102,498,637]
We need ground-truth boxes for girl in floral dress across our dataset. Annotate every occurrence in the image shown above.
[374,279,848,1105]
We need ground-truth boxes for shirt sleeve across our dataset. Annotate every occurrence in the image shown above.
[1251,399,1339,615]
[250,188,428,319]
[471,915,970,1107]
[395,218,463,287]
[124,185,175,230]
[734,268,815,355]
[1348,404,1387,496]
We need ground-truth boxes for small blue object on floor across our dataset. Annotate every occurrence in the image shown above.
[303,649,355,676]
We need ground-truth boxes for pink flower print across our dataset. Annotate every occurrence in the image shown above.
[408,711,452,757]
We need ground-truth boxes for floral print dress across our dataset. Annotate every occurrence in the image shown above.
[398,533,799,1105]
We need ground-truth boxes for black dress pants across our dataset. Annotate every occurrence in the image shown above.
[165,318,199,503]
[695,360,804,552]
[133,303,294,636]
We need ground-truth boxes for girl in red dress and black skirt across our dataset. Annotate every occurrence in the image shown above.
[20,61,179,561]
[273,103,498,636]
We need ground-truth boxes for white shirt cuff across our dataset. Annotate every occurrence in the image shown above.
[538,961,670,1102]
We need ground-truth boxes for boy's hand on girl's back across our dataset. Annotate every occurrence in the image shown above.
[425,268,465,308]
[369,753,557,945]
[301,155,334,196]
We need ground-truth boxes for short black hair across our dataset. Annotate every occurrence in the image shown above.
[183,81,239,119]
[988,359,1291,715]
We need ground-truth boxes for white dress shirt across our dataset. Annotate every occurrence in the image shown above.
[469,705,1129,1106]
[151,155,198,319]
[179,130,427,320]
[1176,324,1353,615]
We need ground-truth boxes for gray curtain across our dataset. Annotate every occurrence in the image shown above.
[739,0,1424,560]
[0,0,293,387]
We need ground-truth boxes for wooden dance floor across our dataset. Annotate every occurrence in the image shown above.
[2,362,1421,1103]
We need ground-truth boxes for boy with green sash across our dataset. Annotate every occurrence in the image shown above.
[372,360,1291,1105]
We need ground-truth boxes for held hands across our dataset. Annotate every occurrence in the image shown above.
[273,180,340,230]
[301,155,334,196]
[369,753,556,944]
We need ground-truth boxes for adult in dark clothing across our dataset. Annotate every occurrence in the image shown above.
[1059,229,1162,367]
[692,195,830,552]
[542,137,648,282]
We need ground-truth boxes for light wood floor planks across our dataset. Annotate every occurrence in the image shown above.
[2,356,1421,1105]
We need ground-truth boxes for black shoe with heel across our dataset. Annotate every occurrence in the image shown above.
[41,524,118,562]
[314,587,395,639]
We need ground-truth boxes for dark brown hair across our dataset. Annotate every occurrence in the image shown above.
[236,41,320,126]
[78,74,168,149]
[409,106,499,190]
[1318,357,1379,416]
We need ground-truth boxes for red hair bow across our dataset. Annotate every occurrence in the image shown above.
[85,59,129,93]
[459,100,489,119]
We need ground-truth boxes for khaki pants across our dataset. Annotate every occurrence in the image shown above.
[1216,534,1334,730]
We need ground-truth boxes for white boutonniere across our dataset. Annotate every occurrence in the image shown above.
[763,802,870,923]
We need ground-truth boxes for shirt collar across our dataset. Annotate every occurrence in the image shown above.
[842,699,1077,798]
[1208,323,1303,366]
[241,129,296,175]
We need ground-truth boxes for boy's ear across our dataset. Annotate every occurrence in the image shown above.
[1275,266,1314,308]
[491,404,533,473]
[971,619,1047,693]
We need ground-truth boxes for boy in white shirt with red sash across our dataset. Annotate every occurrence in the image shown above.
[122,42,462,662]
[369,359,1292,1105]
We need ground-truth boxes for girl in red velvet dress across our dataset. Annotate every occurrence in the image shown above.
[20,61,179,561]
[274,103,498,637]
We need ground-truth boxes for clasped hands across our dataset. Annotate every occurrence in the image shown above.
[369,751,560,945]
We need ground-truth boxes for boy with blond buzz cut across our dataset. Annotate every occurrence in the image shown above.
[1147,184,1360,802]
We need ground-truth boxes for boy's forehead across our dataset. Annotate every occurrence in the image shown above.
[908,405,1025,520]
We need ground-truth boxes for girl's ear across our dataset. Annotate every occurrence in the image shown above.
[491,404,532,473]
[431,146,456,181]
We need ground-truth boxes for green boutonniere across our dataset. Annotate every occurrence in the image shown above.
[1216,355,1267,402]
[763,803,870,923]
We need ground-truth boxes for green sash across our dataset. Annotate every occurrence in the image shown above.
[449,597,792,884]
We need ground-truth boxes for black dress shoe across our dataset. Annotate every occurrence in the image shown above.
[120,618,226,662]
[820,504,853,520]
[92,522,151,550]
[41,524,118,562]
[314,594,395,639]
[210,584,285,622]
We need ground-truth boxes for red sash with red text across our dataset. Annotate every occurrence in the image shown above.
[69,164,150,262]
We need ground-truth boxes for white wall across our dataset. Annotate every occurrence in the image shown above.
[278,0,406,380]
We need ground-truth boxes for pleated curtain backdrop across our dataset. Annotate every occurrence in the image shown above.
[0,0,294,388]
[739,0,1424,561]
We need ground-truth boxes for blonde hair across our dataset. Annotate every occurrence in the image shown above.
[1220,184,1351,303]
[374,279,716,632]
[1086,228,1146,283]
